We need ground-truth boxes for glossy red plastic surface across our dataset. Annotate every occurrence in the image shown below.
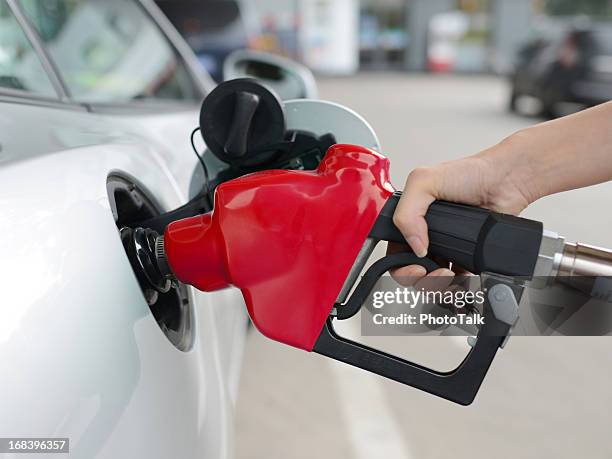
[165,144,395,351]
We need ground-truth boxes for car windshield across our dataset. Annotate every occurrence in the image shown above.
[20,0,202,104]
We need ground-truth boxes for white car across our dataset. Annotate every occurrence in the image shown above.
[0,0,244,457]
[0,1,379,457]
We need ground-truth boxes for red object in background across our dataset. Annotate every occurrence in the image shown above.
[164,144,395,351]
[428,58,453,73]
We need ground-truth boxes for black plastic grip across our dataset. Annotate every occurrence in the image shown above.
[369,191,543,277]
[335,252,439,320]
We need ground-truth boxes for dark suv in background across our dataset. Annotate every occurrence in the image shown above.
[510,25,612,117]
[155,0,261,82]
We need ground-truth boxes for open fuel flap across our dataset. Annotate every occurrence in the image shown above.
[107,174,194,351]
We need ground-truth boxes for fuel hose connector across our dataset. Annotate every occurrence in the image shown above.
[532,230,612,301]
[557,242,612,301]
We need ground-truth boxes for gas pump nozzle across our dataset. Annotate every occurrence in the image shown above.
[135,144,612,405]
[352,195,612,303]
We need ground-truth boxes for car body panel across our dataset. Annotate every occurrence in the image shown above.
[0,98,249,458]
[0,0,247,455]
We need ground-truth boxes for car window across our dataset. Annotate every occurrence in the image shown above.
[20,0,201,104]
[0,0,57,97]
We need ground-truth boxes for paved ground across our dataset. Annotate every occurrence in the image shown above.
[233,74,612,459]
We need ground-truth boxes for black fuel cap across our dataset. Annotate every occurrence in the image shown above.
[199,78,286,167]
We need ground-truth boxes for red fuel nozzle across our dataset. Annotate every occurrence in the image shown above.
[162,212,229,292]
[162,144,394,350]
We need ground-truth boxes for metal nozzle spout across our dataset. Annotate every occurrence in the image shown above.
[558,242,612,278]
[557,242,612,302]
[120,227,174,302]
[155,235,173,279]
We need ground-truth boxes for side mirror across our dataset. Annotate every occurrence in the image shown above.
[223,50,318,100]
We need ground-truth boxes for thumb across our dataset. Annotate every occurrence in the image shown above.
[392,169,437,258]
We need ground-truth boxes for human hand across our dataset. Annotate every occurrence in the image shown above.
[389,134,539,284]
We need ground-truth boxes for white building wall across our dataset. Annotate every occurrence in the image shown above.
[298,0,359,75]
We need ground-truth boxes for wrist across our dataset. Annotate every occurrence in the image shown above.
[503,128,553,201]
[475,130,544,212]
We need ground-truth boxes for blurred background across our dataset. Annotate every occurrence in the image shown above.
[157,0,612,117]
[160,1,612,458]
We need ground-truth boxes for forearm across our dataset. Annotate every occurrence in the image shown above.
[485,101,612,202]
[394,101,612,259]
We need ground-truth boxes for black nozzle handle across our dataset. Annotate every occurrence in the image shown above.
[369,191,543,277]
